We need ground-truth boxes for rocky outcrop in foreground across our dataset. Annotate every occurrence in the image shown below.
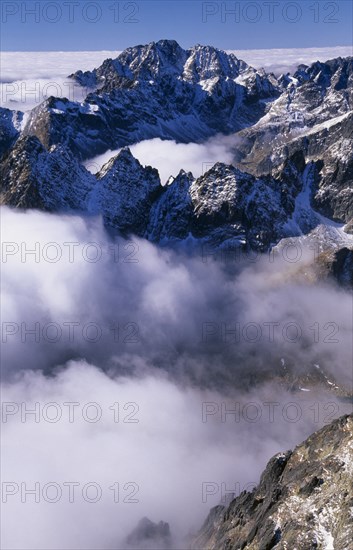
[192,413,353,550]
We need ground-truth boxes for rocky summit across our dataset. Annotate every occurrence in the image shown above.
[15,40,278,160]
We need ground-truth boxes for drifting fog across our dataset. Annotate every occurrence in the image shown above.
[84,135,236,183]
[1,207,352,548]
[2,207,352,387]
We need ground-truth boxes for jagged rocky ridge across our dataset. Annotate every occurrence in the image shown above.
[230,57,353,223]
[1,135,339,253]
[16,40,279,160]
[191,413,353,550]
[0,40,352,257]
[1,134,352,266]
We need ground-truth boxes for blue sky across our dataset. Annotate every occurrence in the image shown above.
[1,0,352,51]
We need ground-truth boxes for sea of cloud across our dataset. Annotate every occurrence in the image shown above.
[0,51,116,112]
[84,134,236,183]
[1,207,352,548]
[228,45,352,75]
[2,207,352,387]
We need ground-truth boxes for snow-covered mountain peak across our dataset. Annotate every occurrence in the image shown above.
[97,147,145,177]
[117,39,188,80]
[70,39,255,90]
[183,43,248,82]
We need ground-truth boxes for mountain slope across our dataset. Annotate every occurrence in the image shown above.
[0,135,94,210]
[0,107,23,156]
[231,57,353,224]
[0,133,323,250]
[91,148,162,234]
[192,413,353,550]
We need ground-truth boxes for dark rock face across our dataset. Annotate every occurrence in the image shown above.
[0,129,307,249]
[144,154,320,251]
[145,170,194,242]
[187,160,301,250]
[21,96,114,160]
[0,107,23,157]
[233,111,353,224]
[329,247,353,287]
[0,138,162,235]
[125,517,171,549]
[289,57,353,122]
[192,414,353,550]
[294,57,353,93]
[0,135,94,210]
[93,148,162,235]
[230,57,353,226]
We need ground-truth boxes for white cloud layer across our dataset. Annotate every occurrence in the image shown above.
[228,45,353,74]
[2,207,352,386]
[1,186,352,549]
[0,51,117,112]
[0,51,119,82]
[3,358,348,550]
[84,134,236,183]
